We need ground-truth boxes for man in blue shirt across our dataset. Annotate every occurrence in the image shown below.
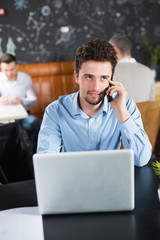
[37,38,152,167]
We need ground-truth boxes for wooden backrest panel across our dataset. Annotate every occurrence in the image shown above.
[17,61,77,119]
[137,99,160,154]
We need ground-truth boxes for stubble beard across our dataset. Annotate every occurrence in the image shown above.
[84,90,106,106]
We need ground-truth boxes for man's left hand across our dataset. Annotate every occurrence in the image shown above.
[106,80,130,123]
[11,97,23,105]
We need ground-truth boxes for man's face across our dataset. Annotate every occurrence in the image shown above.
[1,61,17,81]
[75,60,112,106]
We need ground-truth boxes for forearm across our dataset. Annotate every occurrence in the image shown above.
[37,128,62,153]
[22,85,38,109]
[116,108,130,123]
[37,108,62,153]
[119,117,152,167]
[22,97,37,109]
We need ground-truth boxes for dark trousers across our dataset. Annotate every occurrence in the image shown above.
[16,114,41,154]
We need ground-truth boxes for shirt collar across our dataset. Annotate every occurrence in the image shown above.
[71,92,108,117]
[0,72,8,82]
[118,58,136,64]
[0,72,18,83]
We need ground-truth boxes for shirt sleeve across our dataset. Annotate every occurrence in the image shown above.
[21,75,38,110]
[118,99,152,167]
[37,102,62,153]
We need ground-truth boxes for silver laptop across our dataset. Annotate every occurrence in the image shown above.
[33,149,134,215]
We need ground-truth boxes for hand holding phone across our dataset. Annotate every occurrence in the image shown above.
[106,75,113,102]
[106,84,113,102]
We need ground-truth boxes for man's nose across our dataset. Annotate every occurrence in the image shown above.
[92,78,100,90]
[7,71,12,76]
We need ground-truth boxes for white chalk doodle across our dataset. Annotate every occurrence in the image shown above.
[0,0,159,64]
[14,0,29,10]
[27,13,46,43]
[55,26,75,45]
[41,5,51,16]
[0,24,33,63]
[6,37,17,56]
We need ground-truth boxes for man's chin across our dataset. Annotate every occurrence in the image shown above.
[84,97,103,106]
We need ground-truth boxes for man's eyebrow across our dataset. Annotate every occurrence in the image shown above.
[83,74,110,77]
[83,73,93,76]
[101,75,110,78]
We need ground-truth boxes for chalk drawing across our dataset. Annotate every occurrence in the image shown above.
[14,0,29,10]
[0,24,33,63]
[27,13,46,43]
[55,26,75,45]
[0,0,159,63]
[41,5,51,16]
[53,0,63,9]
[6,38,17,56]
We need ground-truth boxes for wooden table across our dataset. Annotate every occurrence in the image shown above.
[0,159,160,240]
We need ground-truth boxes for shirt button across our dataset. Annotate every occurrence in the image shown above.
[124,129,127,133]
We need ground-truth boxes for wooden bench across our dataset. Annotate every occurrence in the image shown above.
[18,61,77,120]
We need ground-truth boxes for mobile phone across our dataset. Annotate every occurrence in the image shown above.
[106,75,113,102]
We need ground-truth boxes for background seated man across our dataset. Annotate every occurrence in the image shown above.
[37,38,152,167]
[0,53,41,153]
[109,33,155,103]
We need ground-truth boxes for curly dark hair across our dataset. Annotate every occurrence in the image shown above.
[75,38,117,75]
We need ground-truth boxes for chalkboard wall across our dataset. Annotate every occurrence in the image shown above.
[0,0,160,69]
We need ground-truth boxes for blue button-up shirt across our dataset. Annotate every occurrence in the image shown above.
[37,92,152,167]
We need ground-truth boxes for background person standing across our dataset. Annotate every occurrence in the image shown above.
[109,33,155,103]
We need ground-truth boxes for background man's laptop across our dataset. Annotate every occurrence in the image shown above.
[33,149,134,215]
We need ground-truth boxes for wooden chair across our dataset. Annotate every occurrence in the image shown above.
[136,99,160,156]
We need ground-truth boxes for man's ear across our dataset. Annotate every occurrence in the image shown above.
[113,45,119,54]
[74,70,79,84]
